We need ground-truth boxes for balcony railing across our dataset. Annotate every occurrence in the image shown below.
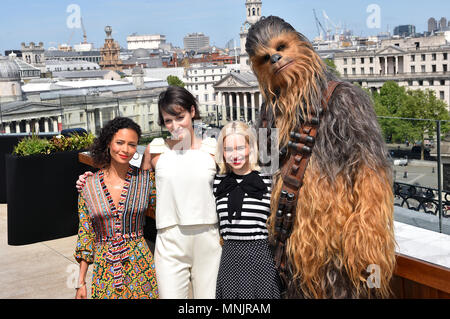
[394,181,450,218]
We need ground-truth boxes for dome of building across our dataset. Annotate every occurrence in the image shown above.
[0,57,20,81]
[132,48,150,59]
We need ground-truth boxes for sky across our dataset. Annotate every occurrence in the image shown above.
[1,0,450,54]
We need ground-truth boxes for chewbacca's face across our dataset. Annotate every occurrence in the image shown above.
[249,31,319,92]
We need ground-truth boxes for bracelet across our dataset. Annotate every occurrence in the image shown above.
[75,282,86,289]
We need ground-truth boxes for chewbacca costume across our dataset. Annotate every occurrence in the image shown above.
[246,16,396,299]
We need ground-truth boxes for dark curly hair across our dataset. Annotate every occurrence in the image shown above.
[157,86,201,126]
[90,117,142,168]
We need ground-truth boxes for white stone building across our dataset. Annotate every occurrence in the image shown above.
[185,64,240,125]
[127,34,166,50]
[333,34,450,108]
[0,56,168,135]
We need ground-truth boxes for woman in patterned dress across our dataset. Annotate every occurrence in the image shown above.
[74,117,159,299]
[214,121,281,299]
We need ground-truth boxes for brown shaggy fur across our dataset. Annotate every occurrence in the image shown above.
[246,16,396,298]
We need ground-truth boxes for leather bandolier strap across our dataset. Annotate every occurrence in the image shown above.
[273,81,342,297]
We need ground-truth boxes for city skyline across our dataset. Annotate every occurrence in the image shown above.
[2,0,450,54]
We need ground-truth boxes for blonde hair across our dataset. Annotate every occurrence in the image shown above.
[215,121,260,174]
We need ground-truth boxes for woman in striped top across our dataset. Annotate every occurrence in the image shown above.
[214,121,281,299]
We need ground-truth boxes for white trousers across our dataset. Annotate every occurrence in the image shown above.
[154,224,222,299]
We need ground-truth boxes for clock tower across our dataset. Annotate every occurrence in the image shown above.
[240,0,262,70]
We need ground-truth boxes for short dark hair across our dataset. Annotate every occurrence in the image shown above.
[90,117,142,168]
[157,86,201,126]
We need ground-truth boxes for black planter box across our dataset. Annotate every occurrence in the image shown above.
[0,134,57,203]
[5,150,92,245]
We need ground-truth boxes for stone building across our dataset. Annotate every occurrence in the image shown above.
[333,34,450,108]
[0,56,23,104]
[0,65,167,135]
[21,42,46,73]
[185,64,239,125]
[239,0,262,71]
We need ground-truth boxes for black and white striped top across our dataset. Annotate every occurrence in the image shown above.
[213,172,272,241]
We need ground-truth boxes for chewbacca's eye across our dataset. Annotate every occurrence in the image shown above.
[263,54,270,62]
[276,44,286,51]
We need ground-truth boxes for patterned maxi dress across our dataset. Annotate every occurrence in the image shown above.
[74,165,159,299]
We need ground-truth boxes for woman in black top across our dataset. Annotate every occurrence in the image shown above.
[214,121,281,299]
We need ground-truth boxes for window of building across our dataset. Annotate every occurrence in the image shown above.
[361,58,365,64]
[204,94,208,101]
[352,58,356,64]
[408,81,413,86]
[444,64,448,73]
[432,65,437,73]
[421,54,426,61]
[440,91,445,100]
[444,53,448,60]
[441,79,446,85]
[370,67,374,74]
[370,57,373,64]
[419,80,423,86]
[429,80,434,86]
[432,53,437,61]
[344,68,347,75]
[411,55,415,62]
[352,68,356,75]
[361,68,365,74]
[343,58,347,65]
[421,65,426,72]
[204,84,207,89]
[411,65,415,73]
[195,77,198,82]
[195,85,198,90]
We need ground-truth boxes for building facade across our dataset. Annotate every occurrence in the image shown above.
[334,35,450,108]
[127,34,166,50]
[21,42,46,73]
[185,64,239,125]
[183,33,210,52]
[239,0,262,70]
[99,26,124,72]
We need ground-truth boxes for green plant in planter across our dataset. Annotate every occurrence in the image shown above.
[13,133,95,156]
[13,134,52,156]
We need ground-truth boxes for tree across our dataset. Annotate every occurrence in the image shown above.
[167,75,185,87]
[372,81,450,159]
[323,58,340,77]
[399,89,450,159]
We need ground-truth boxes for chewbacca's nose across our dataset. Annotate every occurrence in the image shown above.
[270,54,282,64]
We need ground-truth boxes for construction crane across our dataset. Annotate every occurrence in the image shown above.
[322,10,341,41]
[81,17,87,44]
[313,9,327,41]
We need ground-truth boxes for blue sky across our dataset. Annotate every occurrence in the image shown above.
[1,0,450,54]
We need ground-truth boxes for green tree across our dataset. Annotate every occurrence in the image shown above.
[167,75,185,87]
[372,81,450,159]
[323,58,340,77]
[372,81,408,143]
[398,89,450,159]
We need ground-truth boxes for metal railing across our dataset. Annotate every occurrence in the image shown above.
[379,115,450,233]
